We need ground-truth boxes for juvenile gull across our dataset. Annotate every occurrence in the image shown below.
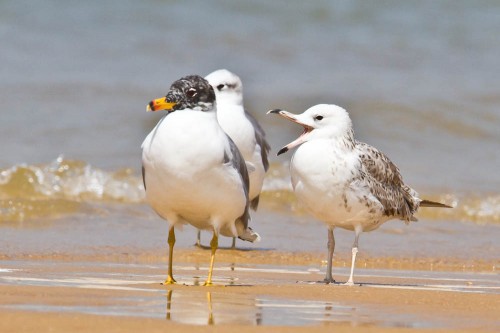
[269,104,451,285]
[198,69,270,248]
[142,75,260,286]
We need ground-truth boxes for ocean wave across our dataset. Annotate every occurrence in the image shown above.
[0,156,144,223]
[0,158,498,224]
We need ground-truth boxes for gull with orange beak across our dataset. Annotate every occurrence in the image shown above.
[142,75,260,286]
[269,104,451,285]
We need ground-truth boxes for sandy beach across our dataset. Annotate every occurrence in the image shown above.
[1,246,499,333]
[2,2,500,332]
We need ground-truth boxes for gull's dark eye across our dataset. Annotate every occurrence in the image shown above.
[216,84,225,91]
[315,115,324,121]
[186,88,197,98]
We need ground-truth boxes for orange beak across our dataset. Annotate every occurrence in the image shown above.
[146,97,177,112]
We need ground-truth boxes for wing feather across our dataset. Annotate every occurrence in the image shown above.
[224,135,251,229]
[356,142,418,221]
[245,110,271,171]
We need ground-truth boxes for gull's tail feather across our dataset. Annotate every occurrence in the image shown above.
[238,227,261,243]
[420,199,453,208]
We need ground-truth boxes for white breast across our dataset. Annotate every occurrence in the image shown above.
[291,139,385,231]
[142,111,247,233]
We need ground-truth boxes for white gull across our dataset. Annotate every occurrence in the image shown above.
[199,69,270,248]
[269,104,451,285]
[142,75,260,286]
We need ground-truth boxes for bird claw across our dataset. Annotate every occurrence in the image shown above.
[344,280,355,286]
[202,281,214,287]
[163,276,177,285]
[302,278,335,285]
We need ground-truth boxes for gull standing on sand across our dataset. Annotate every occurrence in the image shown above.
[142,75,260,286]
[197,69,270,248]
[269,104,451,285]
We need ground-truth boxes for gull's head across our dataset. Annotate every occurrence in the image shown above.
[268,104,353,155]
[205,69,243,105]
[146,75,216,113]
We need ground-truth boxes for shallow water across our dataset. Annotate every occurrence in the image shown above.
[1,1,499,189]
[1,1,499,229]
[0,1,499,290]
[1,260,498,328]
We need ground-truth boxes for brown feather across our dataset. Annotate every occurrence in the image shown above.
[420,199,453,208]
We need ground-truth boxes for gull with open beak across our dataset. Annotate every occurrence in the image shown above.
[142,75,260,286]
[269,104,451,285]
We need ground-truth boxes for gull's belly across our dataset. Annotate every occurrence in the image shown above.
[294,180,386,231]
[145,164,246,229]
[142,112,246,229]
[291,141,386,231]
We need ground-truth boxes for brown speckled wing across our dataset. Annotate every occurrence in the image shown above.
[356,142,418,221]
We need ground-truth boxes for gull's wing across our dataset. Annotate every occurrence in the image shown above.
[245,110,270,171]
[356,142,419,222]
[224,135,251,229]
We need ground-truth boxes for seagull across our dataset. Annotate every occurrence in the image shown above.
[268,104,451,285]
[197,69,270,248]
[142,75,260,286]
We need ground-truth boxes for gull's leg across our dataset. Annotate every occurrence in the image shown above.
[203,232,219,286]
[195,230,202,247]
[164,227,177,285]
[231,237,236,249]
[345,227,361,286]
[324,227,336,284]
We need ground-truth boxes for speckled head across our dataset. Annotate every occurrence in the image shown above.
[147,75,216,112]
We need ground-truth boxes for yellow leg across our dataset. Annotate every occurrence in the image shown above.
[163,227,177,285]
[203,233,218,286]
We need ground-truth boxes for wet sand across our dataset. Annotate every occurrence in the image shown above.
[1,206,498,332]
[1,249,499,333]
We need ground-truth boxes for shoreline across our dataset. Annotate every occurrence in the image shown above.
[1,247,497,273]
[1,255,499,332]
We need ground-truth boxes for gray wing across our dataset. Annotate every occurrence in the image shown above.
[356,142,419,221]
[244,110,270,171]
[224,135,251,229]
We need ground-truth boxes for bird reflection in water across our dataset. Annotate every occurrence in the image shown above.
[163,289,379,326]
[164,289,258,325]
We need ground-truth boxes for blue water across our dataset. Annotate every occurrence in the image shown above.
[1,1,499,228]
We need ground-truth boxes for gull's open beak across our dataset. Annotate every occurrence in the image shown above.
[267,109,313,155]
[146,97,177,112]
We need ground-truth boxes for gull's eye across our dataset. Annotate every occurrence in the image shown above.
[315,115,324,121]
[186,88,197,98]
[216,84,225,91]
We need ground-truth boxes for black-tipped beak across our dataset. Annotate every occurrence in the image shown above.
[277,147,289,156]
[267,109,283,115]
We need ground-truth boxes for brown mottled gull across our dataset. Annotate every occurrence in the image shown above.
[268,104,451,285]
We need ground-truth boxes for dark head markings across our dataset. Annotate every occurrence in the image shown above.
[216,84,225,91]
[165,75,215,111]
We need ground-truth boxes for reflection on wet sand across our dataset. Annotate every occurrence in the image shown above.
[163,289,386,327]
[0,260,498,329]
[164,289,259,325]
